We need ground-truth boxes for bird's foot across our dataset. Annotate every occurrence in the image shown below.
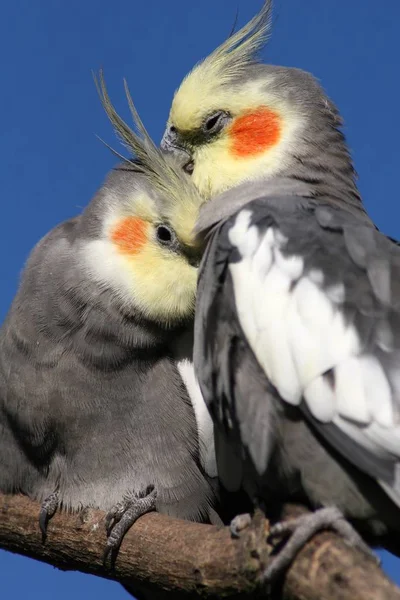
[262,506,378,582]
[230,513,252,538]
[103,485,157,566]
[39,490,59,542]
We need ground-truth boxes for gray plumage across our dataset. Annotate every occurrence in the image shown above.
[0,161,221,539]
[158,0,400,574]
[194,187,400,552]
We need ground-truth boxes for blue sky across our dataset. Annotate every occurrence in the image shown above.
[0,0,399,597]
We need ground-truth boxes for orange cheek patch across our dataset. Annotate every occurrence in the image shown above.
[111,217,148,254]
[229,107,282,158]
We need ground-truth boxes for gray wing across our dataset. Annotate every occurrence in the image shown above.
[194,195,400,507]
[194,216,280,486]
[0,218,81,498]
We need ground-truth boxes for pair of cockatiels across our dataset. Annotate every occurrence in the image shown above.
[1,0,400,581]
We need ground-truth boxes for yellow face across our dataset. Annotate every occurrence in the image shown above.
[83,192,203,326]
[166,75,305,200]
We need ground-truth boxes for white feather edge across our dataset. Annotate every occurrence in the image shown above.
[176,359,217,478]
[227,210,400,466]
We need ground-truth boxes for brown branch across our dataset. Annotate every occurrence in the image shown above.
[0,492,398,600]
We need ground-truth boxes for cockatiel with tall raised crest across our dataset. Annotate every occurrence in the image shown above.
[0,73,220,561]
[161,0,400,580]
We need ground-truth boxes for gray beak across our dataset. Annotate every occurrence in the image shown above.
[161,126,194,174]
[161,125,177,151]
[161,126,187,156]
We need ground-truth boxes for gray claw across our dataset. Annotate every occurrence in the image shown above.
[39,490,59,541]
[262,506,377,583]
[230,513,252,538]
[103,486,157,566]
[105,498,128,535]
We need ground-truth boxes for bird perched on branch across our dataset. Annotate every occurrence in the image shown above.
[0,74,220,561]
[160,0,400,579]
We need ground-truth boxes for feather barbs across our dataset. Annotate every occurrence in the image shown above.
[95,71,204,216]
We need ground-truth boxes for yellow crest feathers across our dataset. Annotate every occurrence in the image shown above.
[169,1,273,130]
[95,70,204,231]
[202,0,272,80]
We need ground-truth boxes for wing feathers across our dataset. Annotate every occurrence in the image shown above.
[223,198,400,498]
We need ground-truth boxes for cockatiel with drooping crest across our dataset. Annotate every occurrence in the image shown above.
[160,0,400,580]
[0,74,220,560]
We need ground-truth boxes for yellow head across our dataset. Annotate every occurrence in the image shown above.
[161,1,340,200]
[81,75,205,327]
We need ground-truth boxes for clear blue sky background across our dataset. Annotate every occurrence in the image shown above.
[0,0,399,597]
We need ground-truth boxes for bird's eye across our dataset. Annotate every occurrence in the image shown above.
[203,111,230,135]
[205,114,221,131]
[156,224,175,245]
[183,161,194,175]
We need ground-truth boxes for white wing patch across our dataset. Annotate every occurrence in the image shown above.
[228,210,400,465]
[177,359,217,478]
[304,375,336,422]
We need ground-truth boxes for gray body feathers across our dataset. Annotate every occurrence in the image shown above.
[194,188,400,544]
[0,168,219,524]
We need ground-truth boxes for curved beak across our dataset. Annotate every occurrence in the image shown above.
[161,127,194,175]
[161,127,188,157]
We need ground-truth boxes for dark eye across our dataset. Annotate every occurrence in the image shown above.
[156,225,175,245]
[205,114,221,131]
[183,161,194,175]
[203,111,230,135]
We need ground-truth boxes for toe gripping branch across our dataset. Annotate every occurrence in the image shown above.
[263,506,378,582]
[39,490,59,542]
[230,513,252,538]
[103,485,157,566]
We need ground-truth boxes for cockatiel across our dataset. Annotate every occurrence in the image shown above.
[0,74,219,561]
[160,0,400,580]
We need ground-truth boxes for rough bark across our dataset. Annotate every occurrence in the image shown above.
[0,493,398,600]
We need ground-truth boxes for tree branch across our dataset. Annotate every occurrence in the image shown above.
[0,493,398,600]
